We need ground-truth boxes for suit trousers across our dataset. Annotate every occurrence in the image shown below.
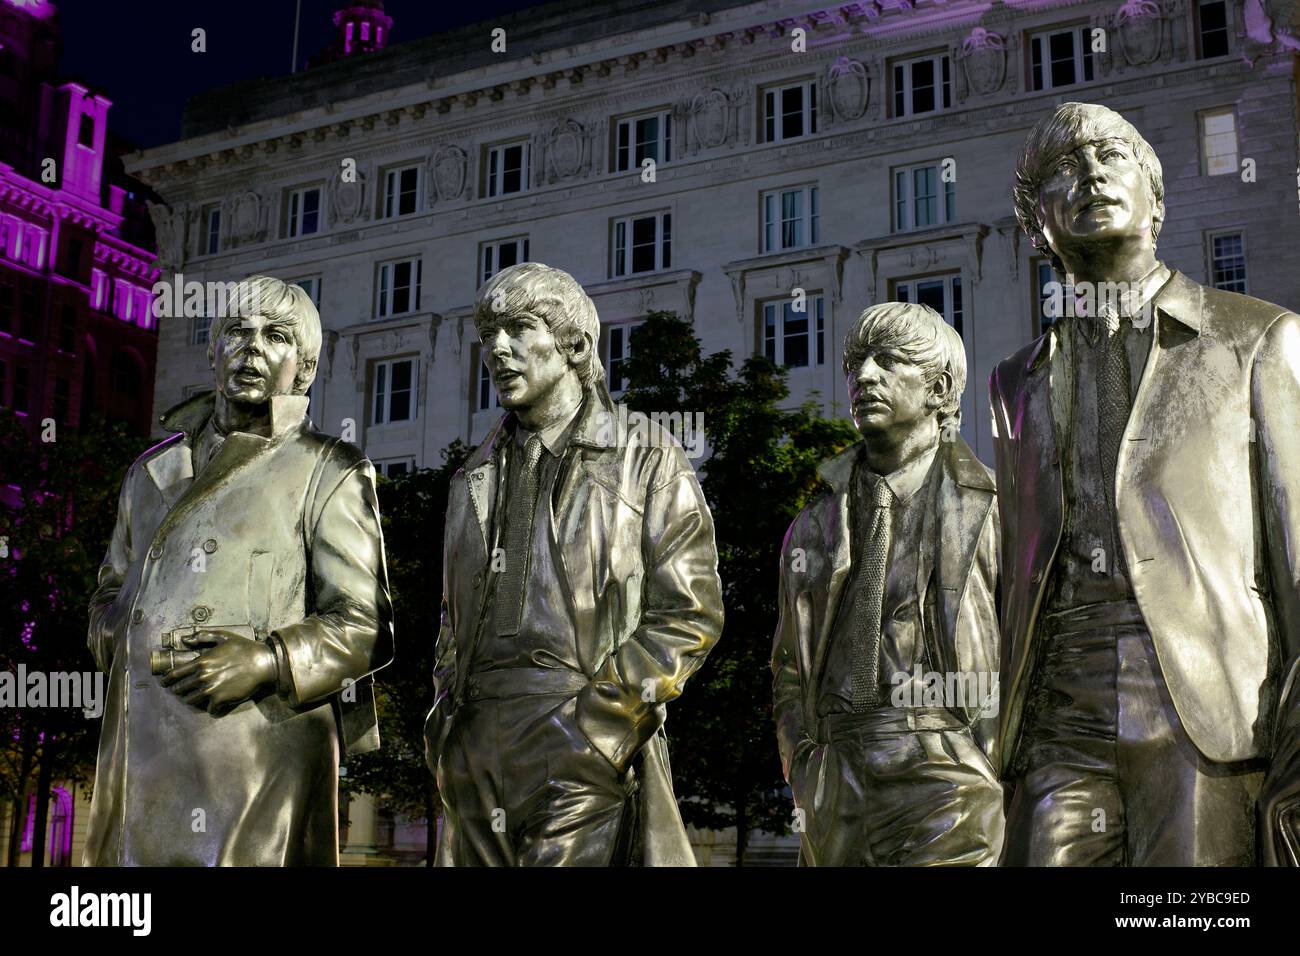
[436,684,634,866]
[1003,611,1264,866]
[797,707,1003,866]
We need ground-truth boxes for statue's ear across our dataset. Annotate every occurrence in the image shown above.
[928,370,954,411]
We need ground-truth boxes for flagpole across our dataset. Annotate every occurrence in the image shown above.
[291,0,302,73]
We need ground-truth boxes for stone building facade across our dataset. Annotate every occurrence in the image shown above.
[129,0,1299,470]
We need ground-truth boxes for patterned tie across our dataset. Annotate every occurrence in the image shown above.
[1096,305,1130,515]
[495,434,544,637]
[849,474,895,712]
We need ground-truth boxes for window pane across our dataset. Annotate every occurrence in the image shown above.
[951,277,964,337]
[631,216,657,272]
[399,167,418,214]
[374,363,386,424]
[499,240,521,271]
[893,64,905,116]
[895,170,907,230]
[1199,0,1229,57]
[390,361,412,421]
[811,187,820,244]
[782,190,802,249]
[781,86,804,139]
[617,121,630,171]
[764,90,776,141]
[1031,37,1044,90]
[1049,32,1077,87]
[945,179,956,223]
[614,220,627,276]
[502,145,523,194]
[782,301,808,368]
[764,193,777,251]
[816,297,825,366]
[662,214,670,269]
[911,60,935,114]
[302,189,320,234]
[916,279,946,316]
[764,304,777,362]
[488,149,499,195]
[914,167,937,227]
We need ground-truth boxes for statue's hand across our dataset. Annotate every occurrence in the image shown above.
[160,630,277,714]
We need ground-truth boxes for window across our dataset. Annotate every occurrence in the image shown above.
[375,458,414,478]
[1029,26,1095,91]
[285,186,321,238]
[611,211,671,277]
[19,289,36,341]
[1197,0,1230,58]
[615,110,672,171]
[53,377,70,423]
[202,204,221,255]
[480,237,529,284]
[111,350,140,399]
[762,295,825,369]
[12,364,28,413]
[1209,231,1247,293]
[191,315,212,346]
[606,322,643,392]
[20,226,46,269]
[61,237,83,277]
[761,79,817,143]
[485,141,530,198]
[762,185,819,253]
[893,162,956,231]
[376,257,422,318]
[58,305,76,353]
[78,114,95,148]
[91,269,108,310]
[293,276,322,308]
[1200,108,1238,176]
[476,354,501,412]
[382,164,421,218]
[373,357,418,425]
[893,53,951,117]
[1034,259,1059,335]
[0,283,12,335]
[894,274,964,338]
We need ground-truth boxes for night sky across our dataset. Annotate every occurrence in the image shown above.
[52,0,550,149]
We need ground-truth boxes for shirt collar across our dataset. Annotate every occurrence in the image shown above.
[865,443,938,504]
[1073,261,1171,345]
[515,397,583,456]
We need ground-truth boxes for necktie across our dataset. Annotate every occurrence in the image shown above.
[495,434,544,636]
[849,474,895,712]
[1095,305,1130,516]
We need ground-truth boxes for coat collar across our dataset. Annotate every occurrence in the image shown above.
[817,435,994,494]
[157,389,310,442]
[465,381,618,471]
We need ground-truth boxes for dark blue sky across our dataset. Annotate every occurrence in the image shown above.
[53,0,546,148]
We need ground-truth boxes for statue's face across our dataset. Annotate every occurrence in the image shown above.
[212,314,300,405]
[848,345,942,441]
[1037,137,1157,262]
[477,310,579,411]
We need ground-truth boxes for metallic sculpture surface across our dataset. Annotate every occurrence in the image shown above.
[84,275,394,865]
[773,301,1003,866]
[425,262,723,866]
[992,102,1300,865]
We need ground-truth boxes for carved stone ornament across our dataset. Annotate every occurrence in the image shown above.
[328,166,366,224]
[959,27,1007,96]
[147,200,186,271]
[545,119,587,182]
[1116,0,1164,66]
[826,58,869,122]
[430,144,467,203]
[231,191,264,244]
[690,89,731,150]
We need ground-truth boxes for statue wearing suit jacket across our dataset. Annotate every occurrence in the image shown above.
[991,102,1300,865]
[773,302,1003,866]
[84,276,394,865]
[425,262,723,866]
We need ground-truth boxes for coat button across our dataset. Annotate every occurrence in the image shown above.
[148,544,163,560]
[1031,570,1043,585]
[202,538,218,554]
[466,678,481,698]
[191,605,211,623]
[131,608,143,624]
[472,572,483,590]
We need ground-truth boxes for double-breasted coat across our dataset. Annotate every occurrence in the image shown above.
[84,391,394,866]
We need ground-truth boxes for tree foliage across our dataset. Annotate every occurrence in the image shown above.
[621,312,857,864]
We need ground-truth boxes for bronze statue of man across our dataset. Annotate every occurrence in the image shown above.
[425,262,723,866]
[992,102,1300,865]
[773,301,1003,866]
[84,275,394,865]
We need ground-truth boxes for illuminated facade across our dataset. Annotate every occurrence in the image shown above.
[0,0,159,438]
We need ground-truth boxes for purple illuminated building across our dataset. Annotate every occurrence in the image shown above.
[0,0,159,438]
